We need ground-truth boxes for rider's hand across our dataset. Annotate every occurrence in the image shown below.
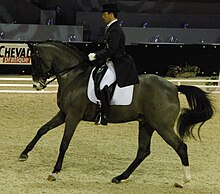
[88,53,96,61]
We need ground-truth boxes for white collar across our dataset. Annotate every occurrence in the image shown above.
[107,19,118,28]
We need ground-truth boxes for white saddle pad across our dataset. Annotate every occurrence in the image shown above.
[87,62,134,105]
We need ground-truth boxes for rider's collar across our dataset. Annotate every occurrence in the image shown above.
[107,19,118,28]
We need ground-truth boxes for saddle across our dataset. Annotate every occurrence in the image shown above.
[92,64,116,101]
[87,62,134,106]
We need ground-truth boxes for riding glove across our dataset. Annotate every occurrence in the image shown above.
[88,53,96,61]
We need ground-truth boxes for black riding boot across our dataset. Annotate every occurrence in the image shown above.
[93,64,108,125]
[100,85,110,125]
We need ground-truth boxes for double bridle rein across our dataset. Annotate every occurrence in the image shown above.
[31,48,87,88]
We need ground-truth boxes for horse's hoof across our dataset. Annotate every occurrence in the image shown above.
[184,176,191,183]
[18,154,28,161]
[112,177,121,184]
[174,183,183,188]
[47,173,57,181]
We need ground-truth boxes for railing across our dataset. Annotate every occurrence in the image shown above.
[0,76,219,94]
[0,77,57,93]
[168,79,220,94]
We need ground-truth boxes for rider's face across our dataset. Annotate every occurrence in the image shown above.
[102,12,113,24]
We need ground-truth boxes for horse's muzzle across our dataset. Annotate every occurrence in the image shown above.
[33,81,46,90]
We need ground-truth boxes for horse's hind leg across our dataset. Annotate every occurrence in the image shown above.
[19,110,65,161]
[112,121,154,183]
[156,127,191,183]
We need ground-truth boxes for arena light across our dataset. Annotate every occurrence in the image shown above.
[0,31,5,39]
[68,34,77,42]
[200,39,206,43]
[142,22,148,28]
[182,22,190,28]
[47,18,54,25]
[169,36,178,43]
[17,35,25,41]
[119,20,124,27]
[56,6,61,13]
[153,35,161,43]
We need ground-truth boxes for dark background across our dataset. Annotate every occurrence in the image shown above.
[0,42,219,76]
[0,0,220,76]
[1,0,220,27]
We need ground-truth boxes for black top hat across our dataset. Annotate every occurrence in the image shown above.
[102,4,120,12]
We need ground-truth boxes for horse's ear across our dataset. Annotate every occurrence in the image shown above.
[27,43,35,51]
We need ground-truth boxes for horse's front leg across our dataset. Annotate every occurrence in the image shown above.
[19,111,65,161]
[47,114,80,181]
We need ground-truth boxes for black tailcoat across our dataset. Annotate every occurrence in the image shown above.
[95,21,139,87]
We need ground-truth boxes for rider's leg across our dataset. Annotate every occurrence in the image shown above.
[93,64,108,124]
[99,85,110,125]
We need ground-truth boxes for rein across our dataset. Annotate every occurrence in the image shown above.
[45,61,86,85]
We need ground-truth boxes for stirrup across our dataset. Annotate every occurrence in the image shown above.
[94,112,102,125]
[94,101,102,125]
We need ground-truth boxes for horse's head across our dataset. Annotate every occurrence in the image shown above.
[28,43,54,90]
[28,41,89,90]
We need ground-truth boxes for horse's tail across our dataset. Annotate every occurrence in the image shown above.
[176,85,214,140]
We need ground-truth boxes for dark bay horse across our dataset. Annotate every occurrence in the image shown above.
[19,41,214,184]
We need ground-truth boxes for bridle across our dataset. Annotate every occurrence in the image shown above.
[31,50,53,86]
[31,47,87,88]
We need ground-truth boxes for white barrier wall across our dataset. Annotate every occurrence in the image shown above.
[0,77,219,94]
[123,27,220,45]
[76,12,220,43]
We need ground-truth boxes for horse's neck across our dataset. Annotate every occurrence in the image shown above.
[48,45,90,92]
[56,65,91,93]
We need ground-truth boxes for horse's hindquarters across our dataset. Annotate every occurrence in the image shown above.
[131,75,180,129]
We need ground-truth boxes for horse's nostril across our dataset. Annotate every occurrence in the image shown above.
[33,84,37,88]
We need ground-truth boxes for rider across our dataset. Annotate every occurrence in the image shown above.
[88,3,139,125]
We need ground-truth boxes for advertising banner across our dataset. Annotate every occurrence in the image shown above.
[0,43,31,65]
